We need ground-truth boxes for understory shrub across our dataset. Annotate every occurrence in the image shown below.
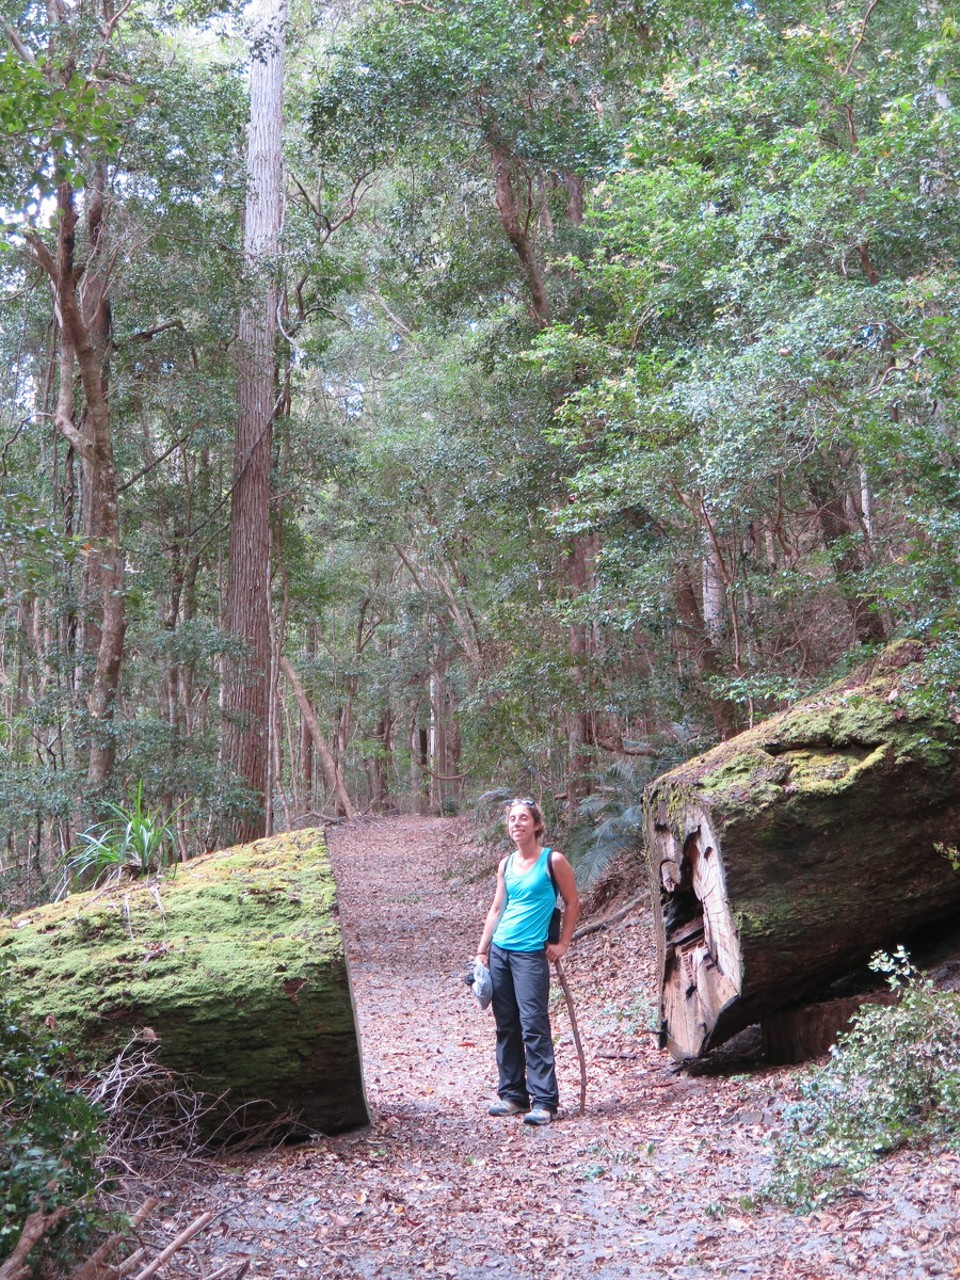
[0,955,105,1272]
[55,781,181,898]
[771,948,960,1211]
[566,760,652,889]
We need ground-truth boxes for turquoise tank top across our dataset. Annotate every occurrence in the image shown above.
[492,847,556,952]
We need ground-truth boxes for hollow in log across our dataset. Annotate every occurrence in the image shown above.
[644,640,960,1059]
[760,992,896,1064]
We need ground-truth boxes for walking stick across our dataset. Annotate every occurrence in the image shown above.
[553,958,586,1115]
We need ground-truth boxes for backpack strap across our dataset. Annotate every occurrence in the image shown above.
[545,849,562,944]
[545,848,558,899]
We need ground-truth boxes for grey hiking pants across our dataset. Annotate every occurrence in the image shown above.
[490,944,558,1112]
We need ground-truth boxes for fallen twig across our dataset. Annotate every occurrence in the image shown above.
[573,893,647,941]
[70,1196,159,1280]
[207,1262,251,1280]
[129,1211,214,1280]
[112,1247,147,1277]
[0,1208,70,1280]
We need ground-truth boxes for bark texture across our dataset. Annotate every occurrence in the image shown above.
[28,179,126,794]
[644,639,960,1059]
[1,829,367,1137]
[279,656,354,818]
[223,0,287,842]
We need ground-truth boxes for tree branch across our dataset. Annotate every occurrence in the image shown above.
[118,430,192,492]
[844,0,881,75]
[391,541,473,662]
[22,228,56,278]
[0,1208,70,1280]
[4,23,35,62]
[129,1211,214,1280]
[54,410,93,459]
[122,319,185,344]
[102,0,136,42]
[319,171,377,244]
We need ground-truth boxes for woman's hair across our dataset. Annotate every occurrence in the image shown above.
[507,796,545,840]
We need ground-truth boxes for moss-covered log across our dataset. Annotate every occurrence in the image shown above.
[643,641,960,1060]
[0,829,367,1136]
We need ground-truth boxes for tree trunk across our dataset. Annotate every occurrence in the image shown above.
[28,178,125,796]
[222,0,287,842]
[643,639,960,1060]
[701,532,726,649]
[487,139,551,325]
[673,563,738,740]
[429,667,445,812]
[369,708,393,811]
[809,471,887,647]
[279,658,353,819]
[564,532,598,821]
[301,708,314,807]
[417,721,429,814]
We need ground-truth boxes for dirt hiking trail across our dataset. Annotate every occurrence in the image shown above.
[171,816,960,1280]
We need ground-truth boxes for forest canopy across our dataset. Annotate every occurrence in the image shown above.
[0,0,958,906]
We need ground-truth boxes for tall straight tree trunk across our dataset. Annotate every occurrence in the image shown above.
[222,0,287,843]
[27,177,125,797]
[79,166,125,795]
[673,563,738,740]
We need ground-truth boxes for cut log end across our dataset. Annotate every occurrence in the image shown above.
[644,639,960,1063]
[654,813,742,1059]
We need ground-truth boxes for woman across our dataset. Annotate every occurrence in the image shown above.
[475,797,580,1125]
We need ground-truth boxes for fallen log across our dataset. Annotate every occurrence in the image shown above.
[1,829,367,1137]
[0,1209,69,1280]
[760,992,897,1064]
[643,639,960,1060]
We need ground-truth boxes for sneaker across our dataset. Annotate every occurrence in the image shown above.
[488,1098,528,1116]
[523,1105,555,1126]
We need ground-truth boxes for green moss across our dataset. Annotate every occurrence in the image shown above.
[0,829,367,1135]
[647,640,960,1056]
[659,645,960,821]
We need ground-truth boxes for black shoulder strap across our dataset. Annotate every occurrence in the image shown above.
[546,848,558,896]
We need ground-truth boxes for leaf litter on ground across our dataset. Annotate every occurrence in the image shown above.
[120,816,960,1280]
